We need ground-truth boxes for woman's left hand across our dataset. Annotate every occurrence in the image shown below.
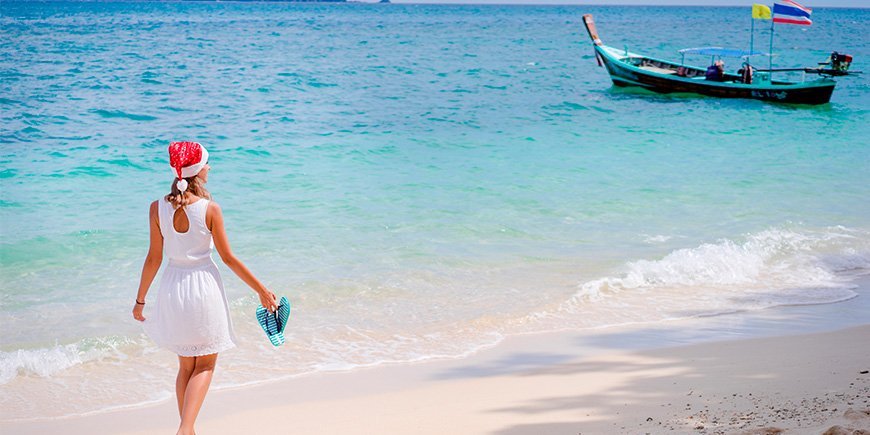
[258,290,278,313]
[132,303,146,322]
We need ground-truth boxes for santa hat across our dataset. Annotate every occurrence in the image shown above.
[168,141,209,194]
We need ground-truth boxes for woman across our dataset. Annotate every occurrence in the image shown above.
[133,141,278,435]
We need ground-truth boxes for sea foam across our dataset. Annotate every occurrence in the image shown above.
[0,336,136,385]
[564,226,869,312]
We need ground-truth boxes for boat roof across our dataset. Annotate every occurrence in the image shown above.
[678,47,767,58]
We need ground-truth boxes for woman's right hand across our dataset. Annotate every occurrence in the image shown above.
[258,290,278,313]
[132,303,146,322]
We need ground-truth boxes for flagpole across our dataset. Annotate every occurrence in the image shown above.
[750,18,755,55]
[768,18,775,74]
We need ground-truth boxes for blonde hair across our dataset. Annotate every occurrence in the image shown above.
[165,176,211,209]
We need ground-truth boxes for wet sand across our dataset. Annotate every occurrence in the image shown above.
[5,321,869,435]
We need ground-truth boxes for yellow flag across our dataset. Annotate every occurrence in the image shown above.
[752,4,772,19]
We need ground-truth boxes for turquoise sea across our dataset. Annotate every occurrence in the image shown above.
[1,2,868,420]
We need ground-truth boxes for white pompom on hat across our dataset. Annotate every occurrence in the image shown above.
[168,141,209,194]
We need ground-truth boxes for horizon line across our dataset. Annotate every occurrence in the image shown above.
[4,0,867,5]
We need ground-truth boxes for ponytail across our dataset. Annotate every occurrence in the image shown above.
[165,176,211,209]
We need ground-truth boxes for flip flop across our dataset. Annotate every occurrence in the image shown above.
[256,296,291,347]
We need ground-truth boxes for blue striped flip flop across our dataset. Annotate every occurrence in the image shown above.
[256,296,291,347]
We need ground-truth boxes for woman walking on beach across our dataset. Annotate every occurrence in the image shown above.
[132,141,278,435]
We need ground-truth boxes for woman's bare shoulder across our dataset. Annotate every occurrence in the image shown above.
[149,200,160,226]
[205,200,223,231]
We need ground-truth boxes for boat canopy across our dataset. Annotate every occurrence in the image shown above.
[679,47,766,58]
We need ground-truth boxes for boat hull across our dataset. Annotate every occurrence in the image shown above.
[596,45,835,104]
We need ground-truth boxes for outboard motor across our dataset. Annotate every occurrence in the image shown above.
[830,51,853,72]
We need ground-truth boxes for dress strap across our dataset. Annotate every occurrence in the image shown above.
[157,198,171,237]
[189,199,211,232]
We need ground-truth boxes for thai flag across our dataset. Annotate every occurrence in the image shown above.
[773,0,813,26]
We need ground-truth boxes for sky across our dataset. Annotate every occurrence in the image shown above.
[387,0,866,6]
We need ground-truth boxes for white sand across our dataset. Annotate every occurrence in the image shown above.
[6,323,869,435]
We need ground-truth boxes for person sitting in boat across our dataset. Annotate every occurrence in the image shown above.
[737,63,753,84]
[705,59,725,82]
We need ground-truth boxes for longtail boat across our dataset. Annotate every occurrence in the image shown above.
[581,14,859,105]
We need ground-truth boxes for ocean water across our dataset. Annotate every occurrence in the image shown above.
[1,2,869,421]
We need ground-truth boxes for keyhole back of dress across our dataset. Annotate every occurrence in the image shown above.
[173,207,190,233]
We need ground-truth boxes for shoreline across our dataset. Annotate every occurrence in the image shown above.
[6,279,869,425]
[5,291,869,434]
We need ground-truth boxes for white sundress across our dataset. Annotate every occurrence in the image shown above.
[143,198,237,357]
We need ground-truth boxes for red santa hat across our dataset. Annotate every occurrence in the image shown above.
[168,141,209,194]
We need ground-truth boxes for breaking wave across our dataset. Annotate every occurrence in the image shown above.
[564,226,870,313]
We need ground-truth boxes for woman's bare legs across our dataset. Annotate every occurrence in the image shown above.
[176,353,219,435]
[176,356,196,417]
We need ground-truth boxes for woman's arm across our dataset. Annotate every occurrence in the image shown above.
[208,201,278,312]
[133,201,163,321]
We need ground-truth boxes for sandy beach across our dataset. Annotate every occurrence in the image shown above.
[6,318,869,435]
